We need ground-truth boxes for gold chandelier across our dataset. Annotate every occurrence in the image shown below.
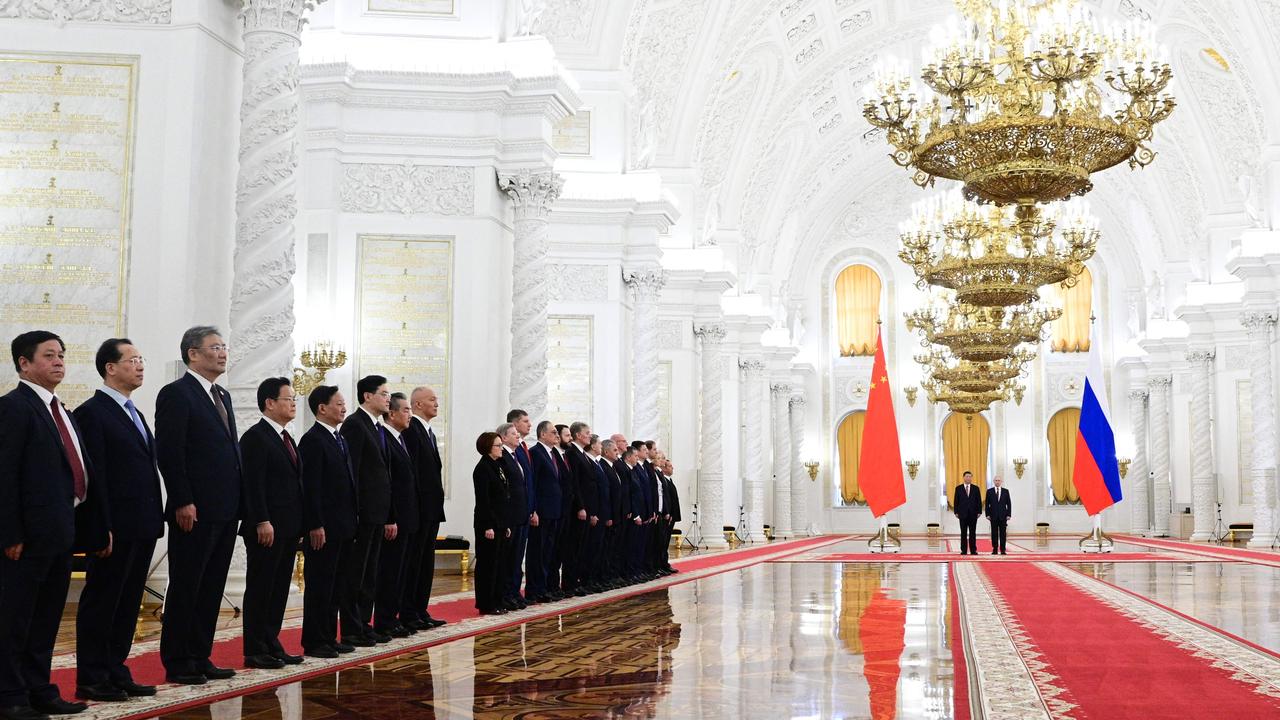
[905,298,1060,363]
[923,377,1022,416]
[899,189,1097,307]
[916,345,1033,395]
[863,0,1175,205]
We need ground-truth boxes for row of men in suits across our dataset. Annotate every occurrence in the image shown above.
[952,472,1013,555]
[470,415,682,615]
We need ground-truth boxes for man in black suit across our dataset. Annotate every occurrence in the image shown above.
[400,386,446,630]
[505,410,535,608]
[338,375,393,646]
[564,422,600,595]
[620,446,649,582]
[239,378,304,669]
[658,455,681,574]
[156,326,241,685]
[373,393,419,638]
[298,386,357,659]
[633,441,661,576]
[953,471,982,555]
[0,331,96,718]
[73,339,163,702]
[584,437,612,590]
[552,425,579,595]
[496,422,529,610]
[985,474,1012,555]
[525,421,561,603]
[598,439,626,588]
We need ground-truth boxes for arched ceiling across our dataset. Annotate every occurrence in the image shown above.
[544,0,1280,301]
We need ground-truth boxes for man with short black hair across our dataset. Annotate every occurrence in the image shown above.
[954,471,982,556]
[156,326,241,685]
[496,422,529,610]
[374,393,418,638]
[525,420,562,602]
[564,422,600,594]
[504,410,534,607]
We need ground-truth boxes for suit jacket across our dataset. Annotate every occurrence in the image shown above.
[239,419,304,540]
[529,443,562,521]
[662,473,682,522]
[515,443,534,514]
[0,383,93,555]
[385,431,420,534]
[472,456,510,532]
[298,423,358,541]
[339,409,392,525]
[554,447,578,516]
[155,372,241,523]
[626,464,651,519]
[611,459,633,518]
[985,486,1012,524]
[72,390,164,544]
[589,457,611,523]
[953,483,983,521]
[565,444,599,516]
[602,458,625,522]
[499,449,528,527]
[403,418,446,524]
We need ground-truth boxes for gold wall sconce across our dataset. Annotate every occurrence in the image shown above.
[1012,457,1028,479]
[293,341,346,397]
[804,460,820,482]
[1012,385,1025,406]
[904,385,918,407]
[905,459,920,480]
[1118,457,1131,479]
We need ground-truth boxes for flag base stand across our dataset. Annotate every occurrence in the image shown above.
[1079,515,1113,553]
[868,518,901,554]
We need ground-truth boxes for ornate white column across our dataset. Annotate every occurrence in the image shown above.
[789,395,810,536]
[624,267,666,442]
[770,382,793,538]
[1128,388,1151,536]
[228,0,323,427]
[1148,376,1173,537]
[1243,313,1278,548]
[739,358,767,542]
[695,323,728,548]
[1187,349,1217,542]
[498,169,563,423]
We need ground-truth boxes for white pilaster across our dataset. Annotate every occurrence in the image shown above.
[498,169,563,424]
[1243,312,1279,548]
[695,323,728,548]
[1127,388,1151,536]
[1186,350,1217,542]
[1148,376,1173,537]
[739,358,767,542]
[789,395,809,536]
[625,267,666,442]
[770,382,793,538]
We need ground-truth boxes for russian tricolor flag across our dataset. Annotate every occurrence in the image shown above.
[1072,338,1123,515]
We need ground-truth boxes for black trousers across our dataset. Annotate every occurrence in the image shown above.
[560,518,587,590]
[473,533,508,612]
[990,520,1007,553]
[505,523,528,600]
[628,520,650,575]
[401,519,440,622]
[525,518,556,598]
[338,523,382,639]
[958,517,978,554]
[649,520,668,570]
[160,520,236,675]
[0,551,70,706]
[374,531,412,631]
[301,533,350,652]
[76,537,157,685]
[242,531,299,657]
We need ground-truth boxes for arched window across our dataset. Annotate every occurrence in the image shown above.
[836,411,867,505]
[835,264,881,357]
[942,413,990,508]
[1047,407,1082,504]
[1046,267,1092,352]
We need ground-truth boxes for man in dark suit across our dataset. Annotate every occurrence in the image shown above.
[645,443,670,576]
[584,437,611,590]
[298,386,357,659]
[156,326,242,685]
[609,444,635,585]
[552,425,579,595]
[73,339,164,701]
[496,422,529,610]
[525,421,561,603]
[631,441,659,579]
[598,439,626,588]
[620,446,649,582]
[239,378,304,669]
[953,471,982,555]
[659,455,681,574]
[0,331,96,718]
[564,422,600,595]
[985,474,1012,555]
[505,410,534,608]
[400,386,445,630]
[374,393,418,638]
[338,375,393,646]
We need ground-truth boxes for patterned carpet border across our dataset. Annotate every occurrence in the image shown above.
[1112,535,1280,567]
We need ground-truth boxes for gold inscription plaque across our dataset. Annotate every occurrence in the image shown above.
[0,53,137,407]
[546,316,593,426]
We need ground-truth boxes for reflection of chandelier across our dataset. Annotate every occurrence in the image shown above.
[863,0,1175,205]
[905,299,1059,363]
[900,189,1097,307]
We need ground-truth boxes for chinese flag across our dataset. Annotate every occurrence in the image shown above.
[857,329,906,517]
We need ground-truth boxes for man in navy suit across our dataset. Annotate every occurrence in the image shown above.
[374,393,419,638]
[239,378,305,669]
[298,386,357,659]
[598,439,626,588]
[584,437,612,590]
[525,421,561,603]
[564,422,601,595]
[401,386,446,629]
[73,339,164,702]
[984,475,1012,555]
[0,331,97,718]
[338,375,393,646]
[497,422,529,610]
[609,442,634,585]
[552,425,579,595]
[953,471,983,555]
[504,410,534,609]
[620,446,649,582]
[156,326,242,685]
[631,441,658,579]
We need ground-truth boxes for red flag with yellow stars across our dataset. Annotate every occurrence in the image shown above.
[857,328,906,517]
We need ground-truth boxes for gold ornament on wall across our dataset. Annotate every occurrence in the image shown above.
[1013,457,1028,478]
[293,341,347,397]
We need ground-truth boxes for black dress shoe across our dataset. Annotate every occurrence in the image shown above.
[383,625,412,639]
[245,654,285,670]
[165,673,207,685]
[75,683,128,702]
[405,619,427,631]
[370,631,392,644]
[425,616,446,628]
[345,635,375,647]
[333,641,356,653]
[272,652,304,665]
[305,646,339,659]
[202,664,237,680]
[30,699,86,716]
[114,680,157,697]
[0,705,49,720]
[1000,551,1007,555]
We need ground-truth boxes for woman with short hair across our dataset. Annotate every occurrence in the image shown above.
[472,432,511,614]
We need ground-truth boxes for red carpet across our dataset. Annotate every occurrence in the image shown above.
[1114,534,1280,565]
[949,565,971,720]
[782,551,1193,563]
[978,562,1280,719]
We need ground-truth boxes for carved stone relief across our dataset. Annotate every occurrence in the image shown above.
[0,0,171,23]
[339,161,474,215]
[547,263,609,302]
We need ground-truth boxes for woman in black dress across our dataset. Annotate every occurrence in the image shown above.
[472,431,511,614]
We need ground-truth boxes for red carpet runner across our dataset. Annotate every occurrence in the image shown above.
[965,562,1280,719]
[1113,534,1280,566]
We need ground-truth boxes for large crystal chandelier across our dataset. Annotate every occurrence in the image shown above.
[863,0,1175,205]
[905,296,1060,363]
[899,189,1098,307]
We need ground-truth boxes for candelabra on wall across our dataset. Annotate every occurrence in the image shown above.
[904,385,918,407]
[292,342,346,397]
[1013,457,1028,479]
[905,459,920,480]
[804,460,820,481]
[1117,458,1132,479]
